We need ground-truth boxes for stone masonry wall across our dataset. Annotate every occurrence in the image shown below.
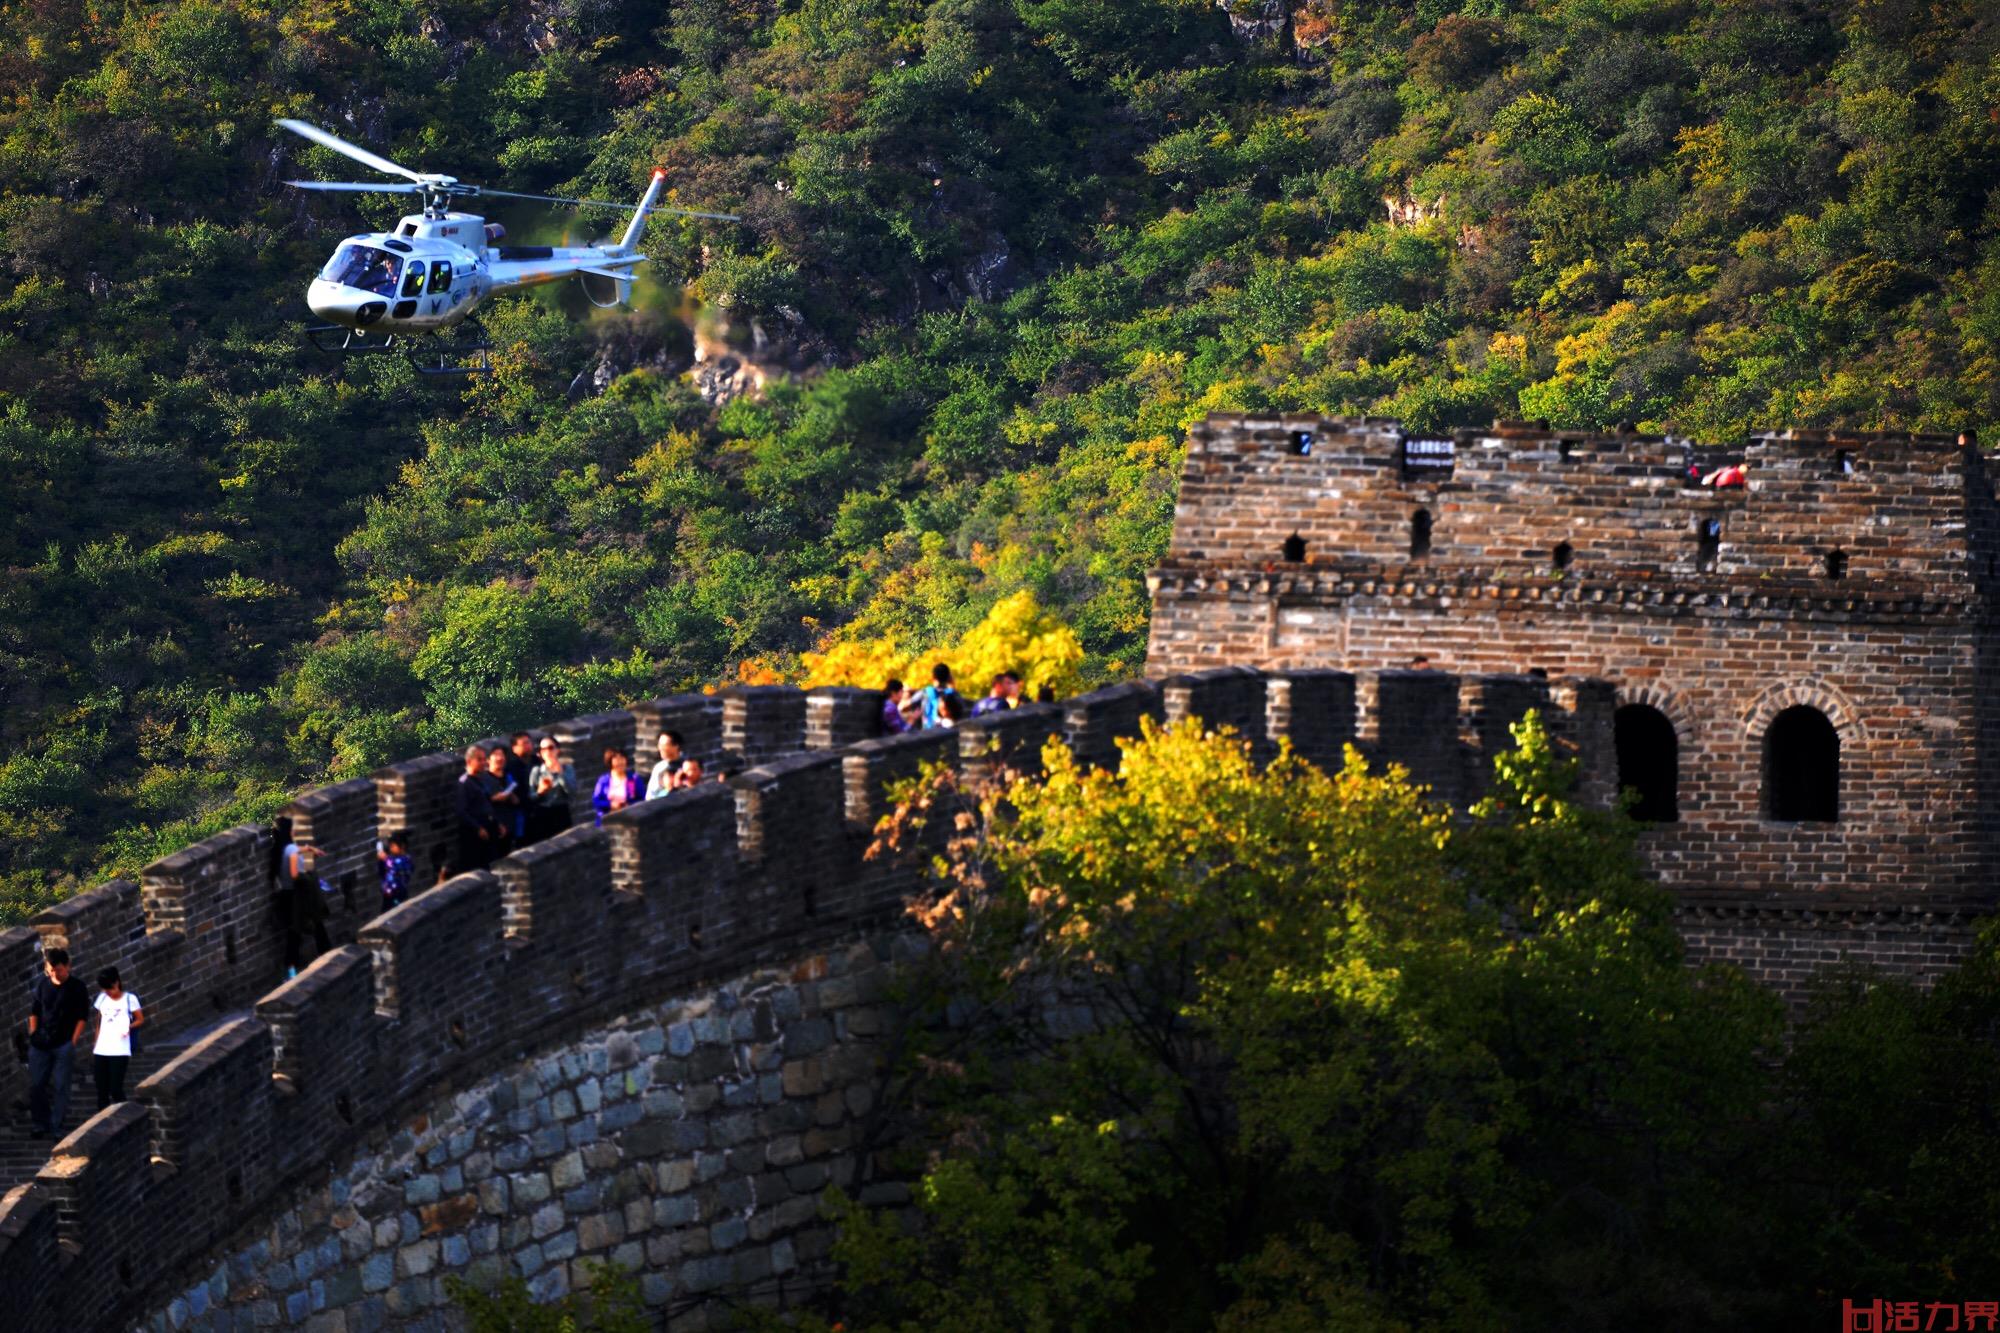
[134,932,911,1333]
[7,651,1954,1328]
[1147,412,2000,990]
[15,670,1571,1329]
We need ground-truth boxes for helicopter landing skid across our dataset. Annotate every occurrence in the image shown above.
[407,333,492,377]
[305,323,398,355]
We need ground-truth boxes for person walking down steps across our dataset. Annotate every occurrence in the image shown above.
[25,948,88,1140]
[91,968,143,1110]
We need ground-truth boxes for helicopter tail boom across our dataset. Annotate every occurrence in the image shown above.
[613,170,668,255]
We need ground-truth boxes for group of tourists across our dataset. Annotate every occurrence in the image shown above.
[454,733,581,871]
[592,730,709,823]
[15,675,1062,1142]
[879,664,1043,734]
[20,948,143,1139]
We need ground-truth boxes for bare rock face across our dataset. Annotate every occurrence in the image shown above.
[519,0,619,52]
[962,236,1012,303]
[565,314,695,401]
[688,307,828,406]
[1218,0,1287,43]
[691,351,764,407]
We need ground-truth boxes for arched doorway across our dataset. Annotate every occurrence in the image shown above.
[1763,706,1839,821]
[1614,704,1679,822]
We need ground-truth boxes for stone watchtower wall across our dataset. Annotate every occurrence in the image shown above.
[2,670,1607,1329]
[1148,413,2000,987]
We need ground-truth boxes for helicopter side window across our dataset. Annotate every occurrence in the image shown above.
[429,260,452,293]
[400,262,427,298]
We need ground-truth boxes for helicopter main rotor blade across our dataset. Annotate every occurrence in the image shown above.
[285,180,424,194]
[477,185,741,221]
[277,119,426,183]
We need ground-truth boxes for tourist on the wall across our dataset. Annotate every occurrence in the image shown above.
[880,678,911,735]
[275,818,331,979]
[671,756,706,790]
[592,747,643,825]
[937,691,968,728]
[378,833,413,909]
[454,744,500,873]
[25,947,88,1139]
[921,662,961,729]
[646,730,687,800]
[286,855,332,981]
[482,746,521,858]
[90,967,142,1110]
[505,733,537,842]
[972,671,1020,717]
[527,737,575,842]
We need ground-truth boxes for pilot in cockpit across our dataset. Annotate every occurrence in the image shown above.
[359,253,397,296]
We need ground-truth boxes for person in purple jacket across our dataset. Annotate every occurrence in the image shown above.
[880,678,911,735]
[592,747,643,825]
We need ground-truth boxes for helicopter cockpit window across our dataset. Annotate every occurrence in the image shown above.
[400,263,427,297]
[429,260,452,292]
[321,245,401,298]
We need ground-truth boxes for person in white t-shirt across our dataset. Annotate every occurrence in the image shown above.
[646,730,687,801]
[91,967,144,1110]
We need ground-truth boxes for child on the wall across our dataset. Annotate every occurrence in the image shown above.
[378,833,413,910]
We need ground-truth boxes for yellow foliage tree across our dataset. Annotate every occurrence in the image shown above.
[800,591,1086,699]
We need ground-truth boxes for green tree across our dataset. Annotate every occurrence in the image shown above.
[446,1261,647,1332]
[806,717,1783,1329]
[413,582,576,742]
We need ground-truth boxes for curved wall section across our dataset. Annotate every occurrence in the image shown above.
[0,668,1627,1328]
[135,930,910,1333]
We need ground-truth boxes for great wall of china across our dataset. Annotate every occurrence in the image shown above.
[7,412,1993,1328]
[4,665,1617,1329]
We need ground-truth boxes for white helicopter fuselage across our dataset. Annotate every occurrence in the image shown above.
[306,172,663,335]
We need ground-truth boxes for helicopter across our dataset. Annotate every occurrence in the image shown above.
[277,119,738,373]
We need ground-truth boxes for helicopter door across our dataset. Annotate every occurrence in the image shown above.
[392,260,426,319]
[428,261,452,314]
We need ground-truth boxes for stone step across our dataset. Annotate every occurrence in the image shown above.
[0,1011,251,1193]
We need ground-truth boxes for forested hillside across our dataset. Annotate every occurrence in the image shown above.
[5,0,1999,916]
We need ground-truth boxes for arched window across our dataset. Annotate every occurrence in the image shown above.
[1552,541,1574,570]
[1764,705,1839,821]
[1410,509,1433,558]
[1824,549,1847,579]
[1281,532,1306,563]
[1614,705,1678,822]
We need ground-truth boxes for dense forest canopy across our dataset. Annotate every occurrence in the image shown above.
[4,0,1999,916]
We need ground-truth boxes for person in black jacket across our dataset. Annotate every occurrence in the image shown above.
[454,744,501,872]
[274,816,331,979]
[26,948,89,1138]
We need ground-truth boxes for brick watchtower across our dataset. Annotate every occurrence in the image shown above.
[1146,414,2000,988]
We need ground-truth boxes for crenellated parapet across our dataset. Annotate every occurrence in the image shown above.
[1152,413,2000,607]
[0,669,1616,1326]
